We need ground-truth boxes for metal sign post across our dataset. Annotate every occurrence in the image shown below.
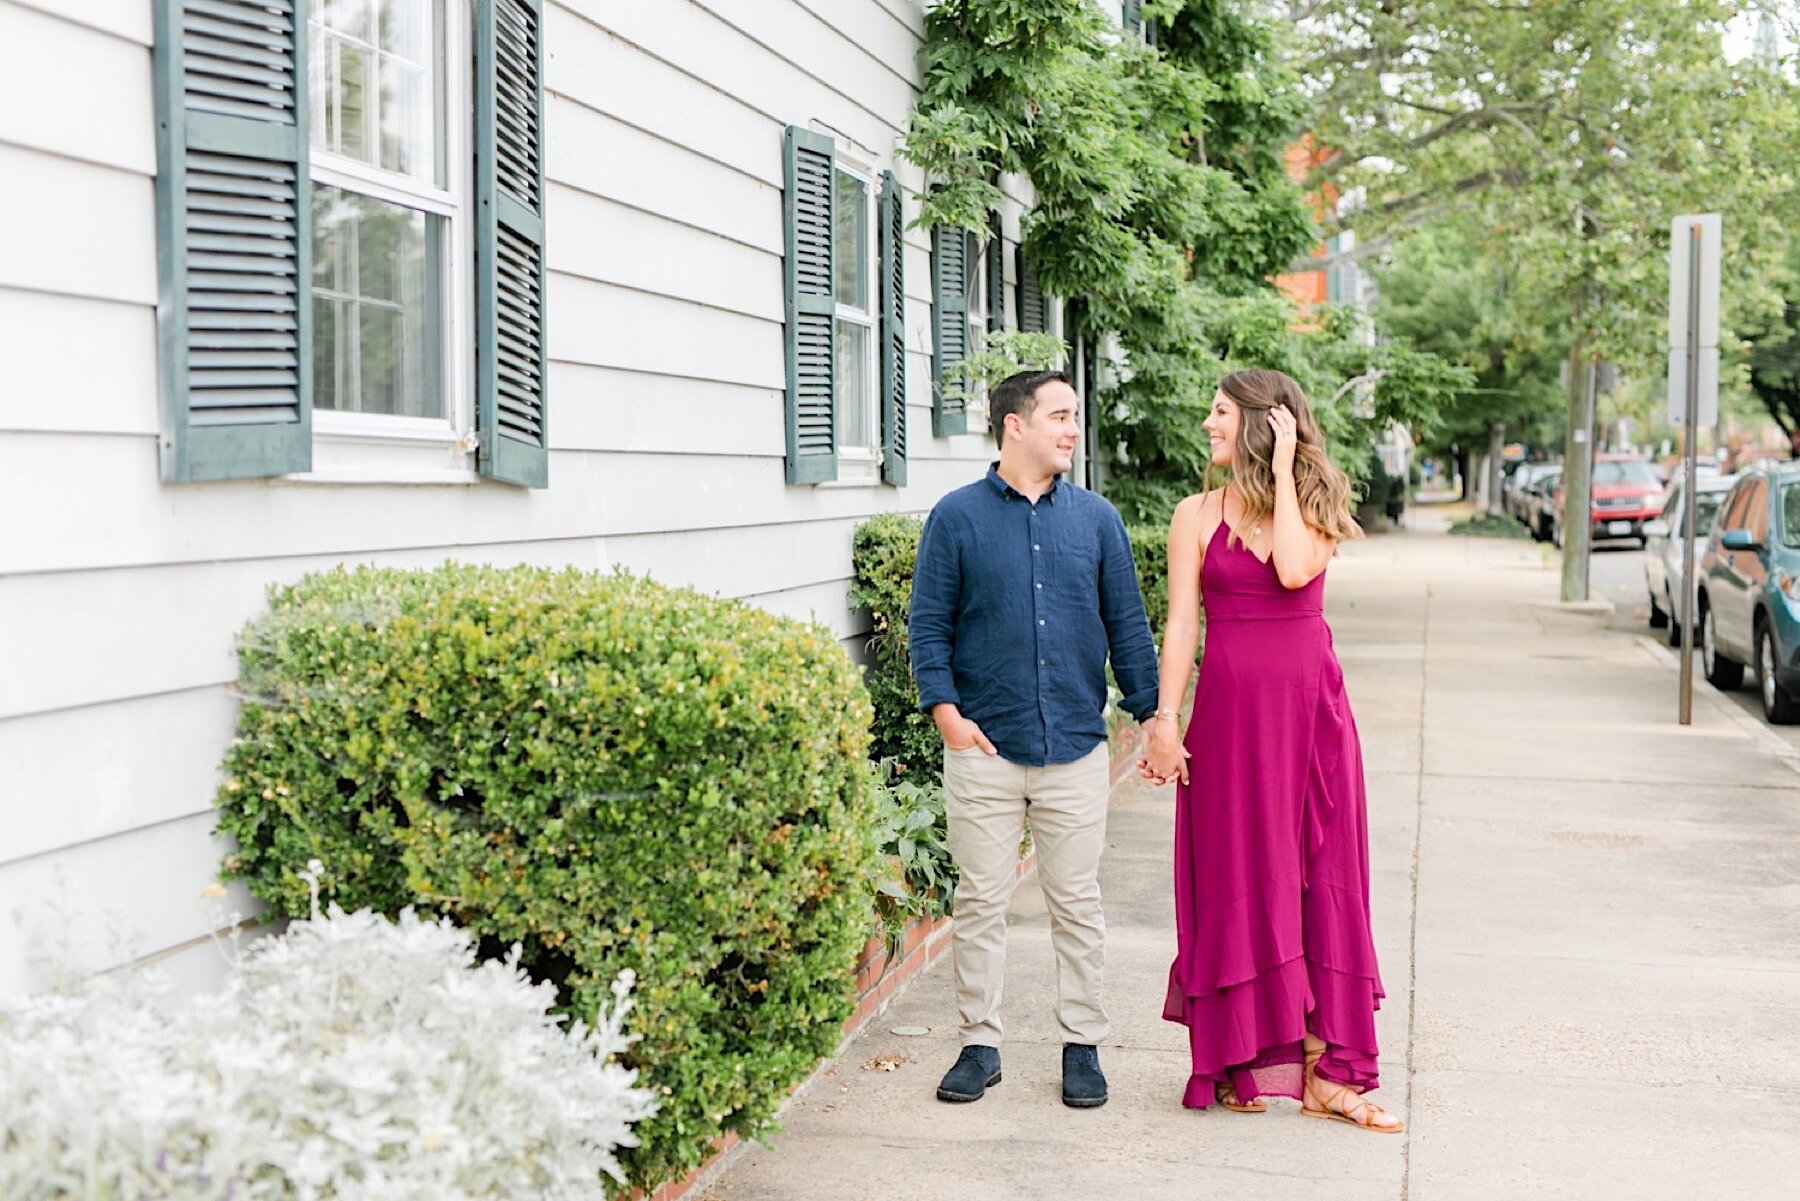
[1668,213,1721,725]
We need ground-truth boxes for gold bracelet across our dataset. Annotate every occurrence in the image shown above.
[1150,708,1180,722]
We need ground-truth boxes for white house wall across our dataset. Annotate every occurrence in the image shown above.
[0,0,1058,992]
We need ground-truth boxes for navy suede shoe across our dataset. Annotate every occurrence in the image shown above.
[936,1045,1002,1103]
[1061,1043,1108,1108]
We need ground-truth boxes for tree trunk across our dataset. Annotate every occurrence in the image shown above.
[1486,422,1506,516]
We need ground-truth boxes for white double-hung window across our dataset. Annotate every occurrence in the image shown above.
[832,160,880,479]
[307,0,469,464]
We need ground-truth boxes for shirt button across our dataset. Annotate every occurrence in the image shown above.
[1033,544,1041,551]
[1038,619,1045,626]
[1040,659,1047,666]
[1035,583,1042,589]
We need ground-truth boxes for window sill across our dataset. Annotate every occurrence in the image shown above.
[275,419,480,486]
[818,451,886,489]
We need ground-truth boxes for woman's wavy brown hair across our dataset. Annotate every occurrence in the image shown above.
[1207,368,1363,546]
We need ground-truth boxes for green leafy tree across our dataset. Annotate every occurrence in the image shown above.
[1372,220,1569,463]
[906,0,1470,526]
[1297,0,1800,589]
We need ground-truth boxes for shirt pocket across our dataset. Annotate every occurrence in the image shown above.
[1055,524,1103,589]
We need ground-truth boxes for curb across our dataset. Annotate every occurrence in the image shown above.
[1633,634,1800,780]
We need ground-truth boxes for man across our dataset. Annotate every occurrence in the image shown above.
[908,370,1160,1109]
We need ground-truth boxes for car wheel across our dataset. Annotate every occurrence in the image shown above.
[1665,587,1683,647]
[1757,622,1800,724]
[1648,590,1669,629]
[1702,602,1745,690]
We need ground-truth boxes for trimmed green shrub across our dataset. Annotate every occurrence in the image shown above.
[850,514,943,785]
[1128,524,1170,647]
[214,564,877,1194]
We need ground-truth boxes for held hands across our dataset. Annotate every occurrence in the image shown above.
[934,705,997,755]
[1136,718,1191,786]
[1268,405,1298,478]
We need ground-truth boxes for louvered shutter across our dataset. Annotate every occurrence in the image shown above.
[475,0,548,487]
[1122,0,1143,38]
[985,212,1005,332]
[1017,244,1050,333]
[781,126,837,484]
[930,224,971,438]
[152,0,311,482]
[878,171,907,487]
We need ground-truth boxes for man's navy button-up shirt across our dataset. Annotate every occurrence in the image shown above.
[908,464,1160,766]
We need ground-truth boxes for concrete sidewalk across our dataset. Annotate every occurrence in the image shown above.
[701,517,1800,1201]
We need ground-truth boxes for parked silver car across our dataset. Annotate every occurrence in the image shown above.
[1644,473,1735,644]
[1507,462,1561,524]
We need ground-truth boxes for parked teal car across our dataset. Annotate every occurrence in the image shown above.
[1697,461,1800,723]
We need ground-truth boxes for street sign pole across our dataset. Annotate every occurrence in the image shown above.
[1678,224,1701,725]
[1579,357,1598,602]
[1669,212,1719,725]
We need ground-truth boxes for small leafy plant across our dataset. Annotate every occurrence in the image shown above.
[0,863,656,1199]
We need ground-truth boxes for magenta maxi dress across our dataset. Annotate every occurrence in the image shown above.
[1163,520,1384,1108]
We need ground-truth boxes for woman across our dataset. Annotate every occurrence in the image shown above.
[1138,368,1401,1133]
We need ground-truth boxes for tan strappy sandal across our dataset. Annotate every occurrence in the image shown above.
[1216,1081,1266,1113]
[1302,1046,1403,1134]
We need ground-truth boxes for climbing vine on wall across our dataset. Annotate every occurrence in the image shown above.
[903,0,1470,525]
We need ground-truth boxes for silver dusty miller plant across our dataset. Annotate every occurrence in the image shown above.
[0,861,658,1199]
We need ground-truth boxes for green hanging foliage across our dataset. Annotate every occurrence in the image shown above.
[904,0,1472,526]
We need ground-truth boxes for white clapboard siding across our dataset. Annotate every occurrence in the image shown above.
[0,810,258,995]
[2,687,242,866]
[551,184,783,324]
[0,2,153,174]
[549,276,783,384]
[5,0,148,43]
[1,436,993,576]
[0,290,157,435]
[546,8,778,187]
[691,0,920,118]
[549,367,786,457]
[0,145,153,305]
[787,0,924,70]
[580,0,907,154]
[547,97,782,255]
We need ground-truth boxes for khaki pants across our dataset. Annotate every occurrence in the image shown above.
[941,741,1111,1048]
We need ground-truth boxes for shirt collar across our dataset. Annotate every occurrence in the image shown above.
[985,461,1064,504]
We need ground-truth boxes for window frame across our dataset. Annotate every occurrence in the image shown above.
[827,147,882,485]
[965,230,990,429]
[292,0,476,484]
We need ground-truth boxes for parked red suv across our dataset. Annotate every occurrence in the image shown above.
[1552,455,1665,548]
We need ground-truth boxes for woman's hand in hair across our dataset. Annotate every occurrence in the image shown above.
[1267,405,1299,479]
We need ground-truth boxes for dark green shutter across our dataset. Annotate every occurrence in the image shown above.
[1017,244,1049,333]
[1122,0,1143,38]
[475,0,548,487]
[152,0,311,482]
[782,126,837,484]
[878,171,907,486]
[985,212,1005,332]
[930,224,971,437]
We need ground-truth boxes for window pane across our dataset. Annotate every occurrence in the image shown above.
[833,169,868,310]
[311,0,442,186]
[1782,483,1800,548]
[836,319,871,449]
[311,185,443,419]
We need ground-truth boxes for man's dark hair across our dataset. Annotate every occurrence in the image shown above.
[989,370,1071,449]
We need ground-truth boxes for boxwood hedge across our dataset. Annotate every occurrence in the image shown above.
[214,564,876,1194]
